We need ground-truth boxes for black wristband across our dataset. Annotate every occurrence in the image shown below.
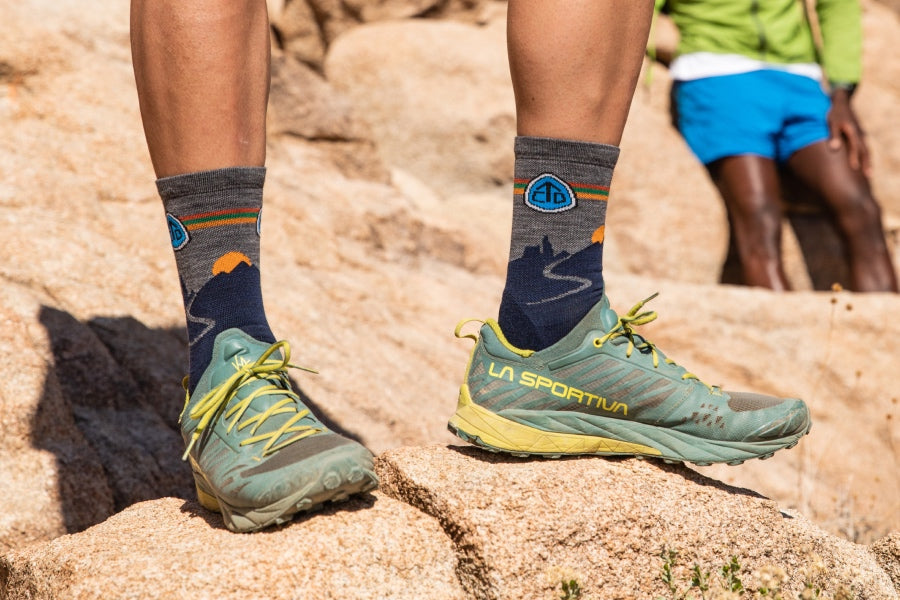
[830,81,858,98]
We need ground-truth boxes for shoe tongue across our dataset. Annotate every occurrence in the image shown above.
[598,295,620,331]
[564,295,618,343]
[221,330,271,362]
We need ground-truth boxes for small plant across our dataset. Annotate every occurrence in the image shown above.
[720,556,746,594]
[656,548,857,600]
[560,578,583,600]
[661,548,680,596]
[690,564,711,598]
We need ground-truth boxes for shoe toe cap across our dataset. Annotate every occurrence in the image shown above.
[234,434,375,505]
[750,398,811,440]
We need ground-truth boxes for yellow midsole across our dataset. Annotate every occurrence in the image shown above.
[449,385,661,456]
[189,456,222,512]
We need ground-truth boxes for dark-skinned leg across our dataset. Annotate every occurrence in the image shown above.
[719,213,744,286]
[707,155,791,290]
[787,141,898,292]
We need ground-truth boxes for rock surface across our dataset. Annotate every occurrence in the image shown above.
[0,492,467,600]
[2,447,897,599]
[0,0,899,597]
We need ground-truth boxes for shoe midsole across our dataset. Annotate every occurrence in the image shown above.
[449,385,661,456]
[450,385,806,461]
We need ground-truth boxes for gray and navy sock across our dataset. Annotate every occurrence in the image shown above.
[498,136,619,351]
[158,167,275,393]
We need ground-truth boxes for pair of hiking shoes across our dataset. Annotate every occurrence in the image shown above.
[180,294,810,532]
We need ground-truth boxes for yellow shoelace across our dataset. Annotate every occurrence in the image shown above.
[593,293,718,393]
[180,341,320,460]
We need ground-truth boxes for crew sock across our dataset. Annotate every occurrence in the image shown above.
[158,167,275,393]
[498,136,619,351]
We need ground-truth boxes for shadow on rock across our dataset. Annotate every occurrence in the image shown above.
[31,306,365,534]
[176,492,380,533]
[445,444,765,500]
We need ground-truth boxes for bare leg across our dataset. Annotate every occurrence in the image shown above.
[130,0,270,177]
[130,0,381,532]
[451,2,812,470]
[497,1,654,351]
[507,0,654,144]
[787,141,898,292]
[707,156,791,290]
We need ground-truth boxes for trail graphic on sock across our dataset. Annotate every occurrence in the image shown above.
[499,137,619,351]
[158,167,275,392]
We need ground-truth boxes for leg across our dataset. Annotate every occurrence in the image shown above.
[131,0,377,532]
[131,0,269,177]
[707,155,791,290]
[498,0,653,350]
[508,0,652,144]
[787,141,898,292]
[132,0,275,389]
[449,5,811,465]
[719,215,745,286]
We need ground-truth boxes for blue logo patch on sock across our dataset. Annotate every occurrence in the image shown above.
[166,213,190,250]
[524,173,577,213]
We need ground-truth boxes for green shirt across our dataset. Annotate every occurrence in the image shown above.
[657,0,862,84]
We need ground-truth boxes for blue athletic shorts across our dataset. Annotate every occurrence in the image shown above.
[672,69,831,165]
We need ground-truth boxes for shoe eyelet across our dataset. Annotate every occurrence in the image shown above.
[593,338,602,348]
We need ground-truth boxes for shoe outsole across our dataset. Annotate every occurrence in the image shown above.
[191,447,379,533]
[448,386,811,467]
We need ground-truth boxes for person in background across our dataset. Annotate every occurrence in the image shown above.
[659,0,898,291]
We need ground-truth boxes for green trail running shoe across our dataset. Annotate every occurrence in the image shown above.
[180,328,378,532]
[448,294,811,466]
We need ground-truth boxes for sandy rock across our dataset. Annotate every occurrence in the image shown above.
[378,445,898,599]
[872,533,900,590]
[317,10,741,285]
[0,281,194,550]
[875,0,900,14]
[304,0,363,45]
[341,0,489,22]
[3,448,896,599]
[0,494,467,600]
[324,17,515,195]
[270,0,492,70]
[271,0,327,67]
[268,53,389,182]
[0,283,114,551]
[343,0,446,21]
[2,0,900,580]
[269,53,367,141]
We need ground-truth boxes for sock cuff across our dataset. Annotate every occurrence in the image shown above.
[156,167,267,203]
[514,136,620,169]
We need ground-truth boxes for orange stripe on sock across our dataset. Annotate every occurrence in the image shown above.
[578,192,610,201]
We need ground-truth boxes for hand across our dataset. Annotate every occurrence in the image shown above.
[827,88,871,176]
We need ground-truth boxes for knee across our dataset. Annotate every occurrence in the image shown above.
[831,191,885,238]
[727,191,783,238]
